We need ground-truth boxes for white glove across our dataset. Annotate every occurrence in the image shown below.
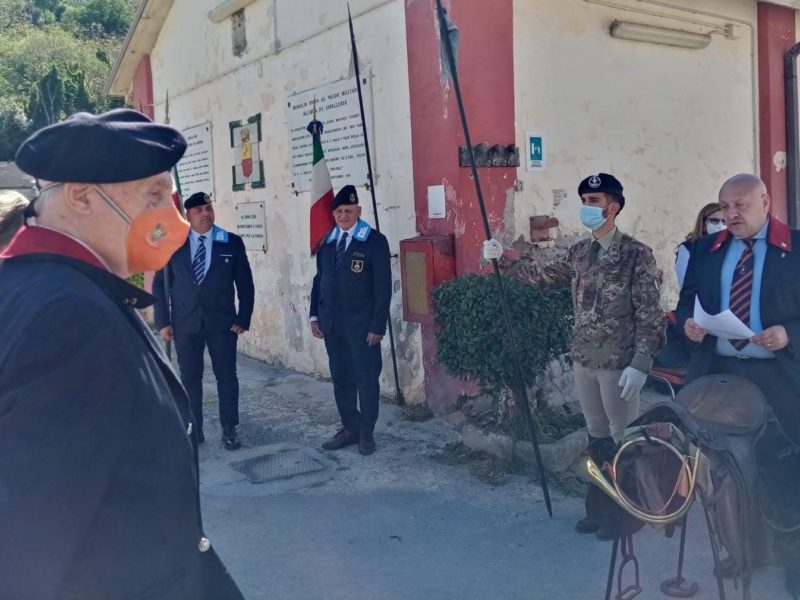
[618,367,647,403]
[482,239,504,261]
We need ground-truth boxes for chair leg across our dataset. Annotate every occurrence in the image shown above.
[605,536,620,600]
[616,535,642,600]
[661,513,699,597]
[702,505,727,600]
[648,374,677,400]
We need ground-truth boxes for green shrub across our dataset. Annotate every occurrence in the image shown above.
[433,274,573,393]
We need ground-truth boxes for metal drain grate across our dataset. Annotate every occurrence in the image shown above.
[231,450,328,484]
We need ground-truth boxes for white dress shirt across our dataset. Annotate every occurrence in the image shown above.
[189,228,213,278]
[335,222,358,251]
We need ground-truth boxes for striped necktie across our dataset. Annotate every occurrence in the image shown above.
[335,232,348,271]
[730,239,755,351]
[192,235,207,284]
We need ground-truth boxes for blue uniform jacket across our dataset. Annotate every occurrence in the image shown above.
[676,218,800,389]
[153,226,255,335]
[310,220,392,336]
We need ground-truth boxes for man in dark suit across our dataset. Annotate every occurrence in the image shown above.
[154,191,255,450]
[0,109,242,598]
[677,173,800,593]
[310,185,391,455]
[678,174,800,436]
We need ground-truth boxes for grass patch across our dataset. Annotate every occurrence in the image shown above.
[432,443,587,496]
[510,399,586,444]
[401,403,434,422]
[468,393,585,444]
[432,442,525,487]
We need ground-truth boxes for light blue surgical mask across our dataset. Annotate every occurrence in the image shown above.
[580,205,607,231]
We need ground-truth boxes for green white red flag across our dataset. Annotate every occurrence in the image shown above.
[307,119,335,255]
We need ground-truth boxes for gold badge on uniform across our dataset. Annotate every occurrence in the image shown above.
[351,259,364,273]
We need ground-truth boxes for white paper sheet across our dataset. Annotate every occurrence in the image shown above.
[693,297,755,340]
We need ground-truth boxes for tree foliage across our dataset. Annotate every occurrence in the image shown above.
[0,0,137,159]
[62,0,137,37]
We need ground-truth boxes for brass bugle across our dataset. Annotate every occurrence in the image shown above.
[579,437,700,526]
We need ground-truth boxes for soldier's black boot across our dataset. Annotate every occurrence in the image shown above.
[575,515,599,534]
[576,434,605,534]
[580,434,619,541]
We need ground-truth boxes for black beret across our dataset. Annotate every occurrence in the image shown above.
[578,173,625,204]
[15,109,187,184]
[332,185,358,210]
[184,192,212,210]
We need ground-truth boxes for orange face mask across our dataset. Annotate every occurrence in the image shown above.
[95,186,189,273]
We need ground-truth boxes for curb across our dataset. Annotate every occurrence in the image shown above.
[459,422,587,474]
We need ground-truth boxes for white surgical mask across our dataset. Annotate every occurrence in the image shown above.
[706,221,726,235]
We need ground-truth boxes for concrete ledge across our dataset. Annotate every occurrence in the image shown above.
[459,423,587,474]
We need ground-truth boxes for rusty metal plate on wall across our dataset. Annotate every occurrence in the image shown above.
[405,250,429,316]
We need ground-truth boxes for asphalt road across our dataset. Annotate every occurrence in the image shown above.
[195,353,788,600]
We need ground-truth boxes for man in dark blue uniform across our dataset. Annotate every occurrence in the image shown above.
[154,191,255,450]
[678,173,800,595]
[0,109,243,599]
[678,174,800,438]
[310,185,391,455]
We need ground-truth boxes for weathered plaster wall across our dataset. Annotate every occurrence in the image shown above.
[404,0,517,411]
[149,0,425,402]
[513,0,758,304]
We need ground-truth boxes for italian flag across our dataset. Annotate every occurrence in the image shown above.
[308,119,335,255]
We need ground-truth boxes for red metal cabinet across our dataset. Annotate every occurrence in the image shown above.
[399,235,456,324]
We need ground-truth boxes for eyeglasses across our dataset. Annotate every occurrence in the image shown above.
[705,218,725,225]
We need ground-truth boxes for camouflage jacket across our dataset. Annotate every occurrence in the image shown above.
[504,229,665,371]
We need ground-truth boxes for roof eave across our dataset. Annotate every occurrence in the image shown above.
[104,0,175,98]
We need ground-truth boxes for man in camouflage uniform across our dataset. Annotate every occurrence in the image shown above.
[483,173,665,539]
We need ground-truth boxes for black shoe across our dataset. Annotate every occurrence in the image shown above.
[595,528,617,542]
[222,428,241,451]
[321,428,359,451]
[197,430,205,445]
[359,430,376,455]
[575,517,599,534]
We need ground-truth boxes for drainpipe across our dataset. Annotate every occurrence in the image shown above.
[785,43,800,227]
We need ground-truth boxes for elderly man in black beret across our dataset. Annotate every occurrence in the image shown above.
[0,110,243,599]
[309,185,392,455]
[153,191,255,451]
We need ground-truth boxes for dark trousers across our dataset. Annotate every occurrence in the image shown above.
[323,326,382,433]
[174,329,239,432]
[710,355,800,442]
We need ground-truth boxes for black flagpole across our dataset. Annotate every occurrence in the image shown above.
[348,4,405,406]
[435,0,552,517]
